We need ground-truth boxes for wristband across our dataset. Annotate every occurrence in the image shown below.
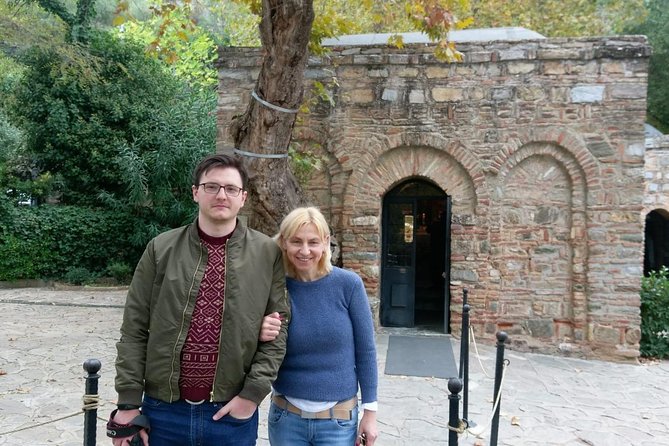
[117,404,141,410]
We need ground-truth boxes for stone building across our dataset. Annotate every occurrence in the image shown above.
[216,29,652,361]
[644,133,669,276]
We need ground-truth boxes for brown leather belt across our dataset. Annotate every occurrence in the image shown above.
[271,394,357,420]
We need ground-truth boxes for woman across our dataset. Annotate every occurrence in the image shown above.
[263,207,378,446]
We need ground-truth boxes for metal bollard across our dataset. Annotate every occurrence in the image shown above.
[460,303,471,424]
[458,288,469,378]
[447,377,463,446]
[83,359,102,446]
[490,332,508,446]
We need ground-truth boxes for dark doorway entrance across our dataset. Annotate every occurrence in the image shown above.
[644,210,669,276]
[380,179,451,333]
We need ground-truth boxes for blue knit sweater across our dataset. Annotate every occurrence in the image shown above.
[272,267,378,404]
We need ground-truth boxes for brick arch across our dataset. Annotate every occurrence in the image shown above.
[491,126,600,191]
[336,144,483,298]
[339,134,488,218]
[649,207,669,219]
[492,141,590,345]
[346,144,482,219]
[496,141,588,208]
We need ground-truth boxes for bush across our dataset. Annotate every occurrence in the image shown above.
[64,267,97,285]
[0,204,141,281]
[640,266,669,358]
[0,233,48,281]
[105,261,133,284]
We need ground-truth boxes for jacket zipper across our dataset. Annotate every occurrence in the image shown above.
[210,237,228,402]
[169,241,205,401]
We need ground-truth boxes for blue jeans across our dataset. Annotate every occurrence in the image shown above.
[267,402,358,446]
[141,395,258,446]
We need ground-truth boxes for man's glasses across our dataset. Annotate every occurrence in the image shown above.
[198,183,244,197]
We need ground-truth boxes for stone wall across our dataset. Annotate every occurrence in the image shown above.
[644,136,669,216]
[217,36,651,361]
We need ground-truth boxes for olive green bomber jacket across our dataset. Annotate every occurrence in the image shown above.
[114,219,289,407]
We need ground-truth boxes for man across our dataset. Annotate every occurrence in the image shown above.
[110,154,289,446]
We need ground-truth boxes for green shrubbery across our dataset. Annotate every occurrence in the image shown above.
[0,29,215,285]
[640,267,669,358]
[0,204,141,282]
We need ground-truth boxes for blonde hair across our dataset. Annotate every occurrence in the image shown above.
[276,207,333,278]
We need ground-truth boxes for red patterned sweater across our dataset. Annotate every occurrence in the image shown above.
[179,228,231,401]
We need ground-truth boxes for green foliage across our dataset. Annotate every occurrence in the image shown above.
[288,143,323,186]
[63,266,97,285]
[97,86,216,246]
[0,204,141,281]
[6,30,207,208]
[115,2,219,90]
[0,0,68,52]
[105,261,132,284]
[625,0,669,133]
[467,0,647,37]
[640,267,669,358]
[0,234,47,281]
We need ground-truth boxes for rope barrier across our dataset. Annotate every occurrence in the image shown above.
[464,359,510,439]
[469,325,494,379]
[446,420,468,435]
[0,393,105,436]
[447,419,468,434]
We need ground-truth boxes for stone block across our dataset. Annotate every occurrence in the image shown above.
[492,88,513,101]
[587,140,615,158]
[345,89,375,104]
[369,68,389,78]
[382,89,399,102]
[570,85,605,103]
[498,49,527,61]
[610,84,646,99]
[351,216,379,226]
[397,67,419,77]
[542,61,567,75]
[450,268,479,282]
[408,90,425,104]
[524,319,554,338]
[508,62,537,74]
[593,324,621,344]
[426,66,450,78]
[432,87,464,102]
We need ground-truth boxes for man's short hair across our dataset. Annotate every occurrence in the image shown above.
[192,154,249,189]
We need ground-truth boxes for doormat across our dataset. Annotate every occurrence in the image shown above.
[384,335,458,379]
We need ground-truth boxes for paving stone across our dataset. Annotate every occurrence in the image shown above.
[1,288,668,445]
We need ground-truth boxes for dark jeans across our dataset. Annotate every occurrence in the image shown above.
[142,395,258,446]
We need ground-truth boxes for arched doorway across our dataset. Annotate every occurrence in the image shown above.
[380,179,452,333]
[644,209,669,276]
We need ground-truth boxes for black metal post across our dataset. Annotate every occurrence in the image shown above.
[447,378,463,446]
[83,359,101,446]
[458,288,469,378]
[490,332,508,446]
[460,303,471,423]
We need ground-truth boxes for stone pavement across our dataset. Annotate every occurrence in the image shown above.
[1,287,668,446]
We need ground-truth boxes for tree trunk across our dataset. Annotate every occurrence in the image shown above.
[228,0,315,235]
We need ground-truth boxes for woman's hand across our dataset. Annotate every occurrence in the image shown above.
[259,312,282,342]
[357,409,378,445]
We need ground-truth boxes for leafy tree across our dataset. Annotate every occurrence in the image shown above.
[466,0,646,37]
[0,0,68,52]
[220,0,470,234]
[625,0,669,133]
[7,32,201,206]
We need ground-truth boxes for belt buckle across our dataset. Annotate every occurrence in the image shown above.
[185,399,206,405]
[300,410,318,419]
